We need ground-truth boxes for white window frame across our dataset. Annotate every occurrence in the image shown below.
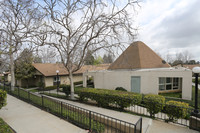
[159,77,182,91]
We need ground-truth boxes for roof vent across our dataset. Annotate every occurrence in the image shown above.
[162,60,166,64]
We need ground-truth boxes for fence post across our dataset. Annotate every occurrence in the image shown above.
[18,87,20,98]
[140,118,142,133]
[89,111,91,131]
[9,84,11,94]
[61,102,63,118]
[42,95,44,108]
[28,91,30,102]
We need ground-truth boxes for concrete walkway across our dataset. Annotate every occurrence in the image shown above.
[148,120,198,133]
[0,95,86,133]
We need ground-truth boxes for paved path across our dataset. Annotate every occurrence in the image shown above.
[0,95,86,133]
[148,120,198,133]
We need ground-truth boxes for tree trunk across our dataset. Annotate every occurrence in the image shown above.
[69,70,75,100]
[10,52,15,91]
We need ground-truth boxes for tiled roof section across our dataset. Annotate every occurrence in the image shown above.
[108,41,170,70]
[33,63,110,76]
[182,64,200,70]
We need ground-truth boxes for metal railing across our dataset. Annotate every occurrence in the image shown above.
[0,83,142,133]
[74,90,200,130]
[26,85,200,131]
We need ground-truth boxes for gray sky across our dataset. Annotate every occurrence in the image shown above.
[136,0,200,61]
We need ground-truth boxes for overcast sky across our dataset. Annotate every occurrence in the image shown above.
[135,0,200,61]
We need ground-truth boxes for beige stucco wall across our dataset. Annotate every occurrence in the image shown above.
[83,68,192,100]
[7,74,11,82]
[44,77,54,86]
[45,74,83,87]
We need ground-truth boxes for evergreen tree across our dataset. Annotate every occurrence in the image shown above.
[84,50,95,65]
[15,49,35,88]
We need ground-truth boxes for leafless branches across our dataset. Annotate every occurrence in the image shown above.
[39,0,138,98]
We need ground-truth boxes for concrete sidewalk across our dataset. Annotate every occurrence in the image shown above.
[148,120,198,133]
[0,95,86,133]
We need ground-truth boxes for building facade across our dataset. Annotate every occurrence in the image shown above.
[83,41,192,100]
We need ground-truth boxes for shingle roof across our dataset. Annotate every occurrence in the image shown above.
[182,64,200,70]
[33,63,110,76]
[108,41,170,70]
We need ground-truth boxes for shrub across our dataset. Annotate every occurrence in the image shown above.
[37,81,45,89]
[143,94,165,118]
[74,81,83,85]
[165,100,189,121]
[62,85,71,97]
[78,88,142,109]
[115,87,127,92]
[0,90,7,109]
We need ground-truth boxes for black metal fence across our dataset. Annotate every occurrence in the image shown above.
[98,94,199,131]
[0,83,142,133]
[24,85,200,131]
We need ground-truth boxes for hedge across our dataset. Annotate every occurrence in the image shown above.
[0,90,7,109]
[143,94,165,118]
[62,85,71,96]
[165,100,189,121]
[78,88,142,109]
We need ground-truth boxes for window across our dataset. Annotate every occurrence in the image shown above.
[159,77,182,91]
[54,76,60,82]
[159,78,165,91]
[173,78,179,90]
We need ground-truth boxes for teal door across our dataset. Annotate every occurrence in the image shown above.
[131,76,141,93]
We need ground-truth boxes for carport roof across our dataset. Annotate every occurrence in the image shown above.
[33,63,110,76]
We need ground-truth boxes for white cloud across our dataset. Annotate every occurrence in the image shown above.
[135,0,200,61]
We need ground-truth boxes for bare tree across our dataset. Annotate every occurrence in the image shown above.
[0,0,43,89]
[38,47,58,63]
[182,50,192,63]
[174,50,192,64]
[40,0,138,99]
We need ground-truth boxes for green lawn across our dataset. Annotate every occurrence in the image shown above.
[159,86,200,108]
[192,86,200,108]
[0,118,15,133]
[159,92,182,98]
[192,78,200,83]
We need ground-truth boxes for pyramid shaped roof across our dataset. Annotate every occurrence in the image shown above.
[108,41,170,70]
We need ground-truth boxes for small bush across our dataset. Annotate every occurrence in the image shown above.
[115,87,127,92]
[37,81,45,89]
[143,94,165,118]
[0,90,7,109]
[165,101,189,121]
[62,85,71,97]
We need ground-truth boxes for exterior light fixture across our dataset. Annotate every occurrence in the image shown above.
[192,67,200,114]
[56,70,59,96]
